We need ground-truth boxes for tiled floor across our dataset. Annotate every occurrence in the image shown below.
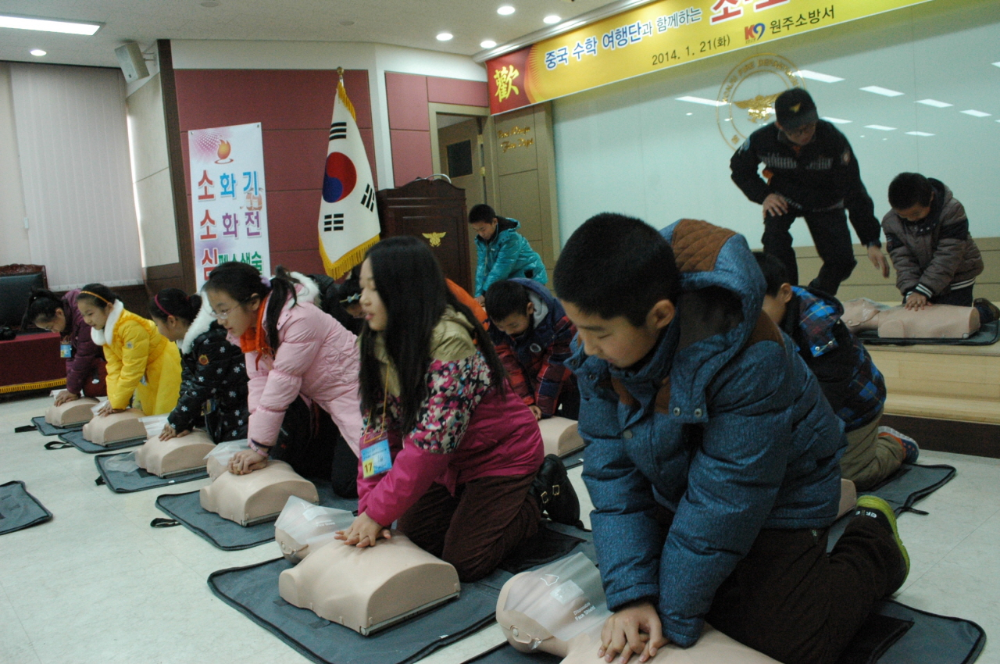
[1,394,996,663]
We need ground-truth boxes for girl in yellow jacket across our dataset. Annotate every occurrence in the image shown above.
[76,284,182,416]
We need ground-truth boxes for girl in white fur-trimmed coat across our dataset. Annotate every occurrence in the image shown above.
[150,288,248,443]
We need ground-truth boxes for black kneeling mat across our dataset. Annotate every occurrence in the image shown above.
[207,522,591,664]
[49,429,145,454]
[152,483,360,551]
[828,463,955,551]
[0,481,53,535]
[94,452,208,493]
[560,445,586,471]
[858,320,999,347]
[19,416,83,436]
[462,600,983,664]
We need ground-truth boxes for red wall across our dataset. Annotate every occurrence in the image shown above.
[384,73,489,186]
[174,69,375,275]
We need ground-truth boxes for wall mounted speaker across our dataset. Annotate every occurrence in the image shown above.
[114,42,150,82]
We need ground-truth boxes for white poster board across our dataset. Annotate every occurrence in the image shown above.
[189,122,271,289]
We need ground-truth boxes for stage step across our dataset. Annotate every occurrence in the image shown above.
[867,342,1000,425]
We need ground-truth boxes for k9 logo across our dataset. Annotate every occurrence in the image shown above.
[745,23,766,41]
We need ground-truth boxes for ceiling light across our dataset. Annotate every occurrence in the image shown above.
[797,70,843,83]
[865,124,896,131]
[822,117,851,124]
[916,99,952,108]
[993,62,1000,68]
[436,32,453,41]
[544,15,561,25]
[339,20,355,26]
[906,131,934,136]
[686,112,693,116]
[860,86,904,97]
[0,13,101,35]
[677,96,727,107]
[497,5,516,15]
[30,48,46,56]
[960,109,991,117]
[481,40,496,49]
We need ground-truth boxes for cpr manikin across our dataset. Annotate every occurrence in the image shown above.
[537,417,585,458]
[274,495,355,563]
[842,298,980,339]
[278,530,461,635]
[45,396,100,427]
[81,404,146,446]
[496,553,779,664]
[199,457,319,526]
[133,415,216,478]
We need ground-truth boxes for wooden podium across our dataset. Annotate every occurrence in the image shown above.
[377,179,473,293]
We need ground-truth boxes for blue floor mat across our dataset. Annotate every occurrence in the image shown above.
[48,429,145,454]
[0,481,53,535]
[94,451,209,493]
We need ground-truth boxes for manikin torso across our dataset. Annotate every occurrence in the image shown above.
[278,532,461,635]
[495,553,780,663]
[199,459,319,526]
[81,408,146,445]
[45,397,100,427]
[537,417,584,458]
[135,430,216,477]
[841,299,980,339]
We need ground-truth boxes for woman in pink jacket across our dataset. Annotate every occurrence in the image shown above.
[203,262,363,497]
[336,236,579,582]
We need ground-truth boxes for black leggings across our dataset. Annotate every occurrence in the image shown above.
[272,398,358,498]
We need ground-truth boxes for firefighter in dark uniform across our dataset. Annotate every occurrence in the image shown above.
[730,88,889,296]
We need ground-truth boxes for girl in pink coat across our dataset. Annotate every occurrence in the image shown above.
[336,237,579,582]
[203,262,363,497]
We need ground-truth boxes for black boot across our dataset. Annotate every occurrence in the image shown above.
[532,454,582,528]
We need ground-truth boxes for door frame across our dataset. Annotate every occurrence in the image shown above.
[428,103,491,199]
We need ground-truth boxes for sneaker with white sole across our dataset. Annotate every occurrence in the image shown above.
[854,496,910,594]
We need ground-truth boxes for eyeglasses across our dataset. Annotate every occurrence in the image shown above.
[210,308,234,320]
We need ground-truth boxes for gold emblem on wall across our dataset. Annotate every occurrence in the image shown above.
[717,53,804,150]
[497,125,534,153]
[423,232,447,247]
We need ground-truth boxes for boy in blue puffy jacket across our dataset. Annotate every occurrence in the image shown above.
[554,214,909,664]
[469,204,547,302]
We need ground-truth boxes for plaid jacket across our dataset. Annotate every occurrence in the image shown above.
[487,279,576,417]
[782,286,885,430]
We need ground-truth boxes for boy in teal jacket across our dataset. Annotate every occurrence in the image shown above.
[469,204,547,299]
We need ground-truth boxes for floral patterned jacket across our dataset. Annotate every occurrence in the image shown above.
[357,308,543,527]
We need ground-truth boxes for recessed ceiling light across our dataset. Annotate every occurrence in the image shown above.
[480,39,496,49]
[339,20,355,26]
[993,62,1000,68]
[543,15,561,25]
[30,48,46,56]
[916,99,952,108]
[686,112,693,116]
[436,32,453,41]
[906,131,934,136]
[0,13,101,35]
[865,124,896,131]
[497,5,516,16]
[797,70,843,83]
[860,86,904,97]
[822,117,851,124]
[960,109,991,117]
[677,96,727,107]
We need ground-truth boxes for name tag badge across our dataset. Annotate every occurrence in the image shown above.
[361,437,393,479]
[59,343,73,359]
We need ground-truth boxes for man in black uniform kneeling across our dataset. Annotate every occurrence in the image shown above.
[730,88,890,295]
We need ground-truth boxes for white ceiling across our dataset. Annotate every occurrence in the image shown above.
[0,0,613,69]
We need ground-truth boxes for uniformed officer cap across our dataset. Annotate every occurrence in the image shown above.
[775,88,818,130]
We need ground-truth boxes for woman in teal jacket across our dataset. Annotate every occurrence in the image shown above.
[469,204,547,299]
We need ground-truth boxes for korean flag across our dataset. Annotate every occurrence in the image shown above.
[318,74,380,278]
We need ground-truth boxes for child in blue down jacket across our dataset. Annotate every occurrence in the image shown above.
[553,214,909,664]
